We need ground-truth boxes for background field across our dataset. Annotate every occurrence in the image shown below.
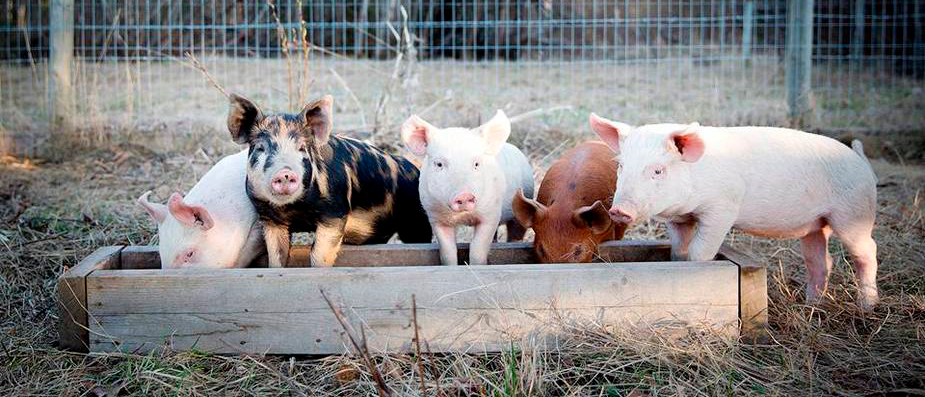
[2,0,925,395]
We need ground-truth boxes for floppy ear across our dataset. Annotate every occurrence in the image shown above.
[669,122,704,163]
[228,93,264,144]
[301,95,334,147]
[589,113,631,154]
[511,188,546,229]
[572,200,613,235]
[167,193,215,231]
[480,110,512,156]
[401,115,438,157]
[137,191,167,224]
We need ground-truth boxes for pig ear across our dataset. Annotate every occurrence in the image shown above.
[511,188,546,229]
[228,93,264,144]
[572,200,613,235]
[137,191,167,224]
[480,110,512,156]
[401,115,438,157]
[167,193,215,231]
[301,95,334,147]
[669,123,704,163]
[589,113,630,154]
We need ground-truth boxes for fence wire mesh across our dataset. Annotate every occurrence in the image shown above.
[1,1,923,156]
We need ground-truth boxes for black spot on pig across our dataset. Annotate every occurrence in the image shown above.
[228,93,433,266]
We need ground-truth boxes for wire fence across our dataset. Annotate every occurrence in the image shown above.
[1,1,923,156]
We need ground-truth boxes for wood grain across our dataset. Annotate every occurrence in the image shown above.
[718,243,769,343]
[57,246,122,351]
[86,260,739,354]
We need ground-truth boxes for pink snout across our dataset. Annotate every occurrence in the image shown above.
[271,169,301,196]
[609,206,635,224]
[450,192,477,212]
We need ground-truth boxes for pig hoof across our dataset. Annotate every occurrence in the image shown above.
[804,287,826,306]
[857,292,879,311]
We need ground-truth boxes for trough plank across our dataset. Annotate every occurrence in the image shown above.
[86,261,738,354]
[120,246,159,269]
[119,240,671,269]
[57,246,122,351]
[90,306,739,354]
[718,243,769,343]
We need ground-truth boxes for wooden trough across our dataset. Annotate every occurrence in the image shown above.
[57,241,768,354]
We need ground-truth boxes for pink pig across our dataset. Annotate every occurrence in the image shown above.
[590,114,880,309]
[138,151,264,269]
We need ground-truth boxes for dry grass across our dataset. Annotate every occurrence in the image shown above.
[1,55,925,395]
[1,127,924,395]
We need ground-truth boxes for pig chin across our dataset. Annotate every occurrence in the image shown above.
[266,183,304,206]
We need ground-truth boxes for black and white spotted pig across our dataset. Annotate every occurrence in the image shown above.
[227,94,433,267]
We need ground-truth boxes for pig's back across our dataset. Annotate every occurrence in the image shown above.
[702,127,876,228]
[184,151,256,227]
[496,143,535,222]
[538,141,616,208]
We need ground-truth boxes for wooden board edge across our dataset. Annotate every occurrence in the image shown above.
[57,246,123,351]
[120,245,160,269]
[718,243,769,344]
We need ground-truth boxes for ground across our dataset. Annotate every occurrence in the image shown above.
[1,58,924,395]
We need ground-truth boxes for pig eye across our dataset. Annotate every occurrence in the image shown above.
[434,160,444,169]
[473,160,480,169]
[653,165,666,177]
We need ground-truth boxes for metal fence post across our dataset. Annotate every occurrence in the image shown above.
[786,0,815,128]
[742,1,755,61]
[852,0,865,65]
[50,0,74,131]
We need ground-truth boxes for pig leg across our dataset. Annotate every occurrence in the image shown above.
[236,221,266,268]
[505,219,527,242]
[264,223,291,268]
[433,222,458,266]
[667,221,696,261]
[469,220,498,265]
[686,213,736,261]
[832,221,879,309]
[800,227,833,304]
[310,219,347,267]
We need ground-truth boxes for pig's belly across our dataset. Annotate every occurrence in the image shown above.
[736,217,827,239]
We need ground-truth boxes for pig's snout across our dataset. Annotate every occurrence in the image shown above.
[450,192,477,212]
[609,206,635,224]
[271,169,301,196]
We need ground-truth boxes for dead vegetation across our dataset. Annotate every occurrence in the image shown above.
[0,115,924,394]
[2,35,925,395]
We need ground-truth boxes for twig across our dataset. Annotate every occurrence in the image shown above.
[328,67,368,128]
[320,289,392,397]
[508,105,573,124]
[423,339,445,397]
[372,4,416,135]
[16,5,38,86]
[266,0,293,110]
[416,91,453,117]
[411,294,426,395]
[182,52,229,99]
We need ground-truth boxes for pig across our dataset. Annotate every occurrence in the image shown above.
[512,141,627,263]
[227,94,433,267]
[589,114,880,309]
[401,110,535,266]
[137,150,265,269]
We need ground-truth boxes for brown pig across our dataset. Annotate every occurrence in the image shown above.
[512,141,627,263]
